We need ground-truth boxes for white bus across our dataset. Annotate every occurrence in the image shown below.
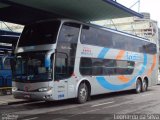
[12,19,158,103]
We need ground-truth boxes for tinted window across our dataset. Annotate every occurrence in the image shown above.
[145,43,157,54]
[58,23,80,44]
[80,58,92,75]
[92,59,103,75]
[81,26,113,48]
[115,60,134,75]
[56,22,80,80]
[103,59,116,75]
[19,20,60,47]
[81,25,157,54]
[80,57,135,76]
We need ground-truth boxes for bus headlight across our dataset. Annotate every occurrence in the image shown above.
[12,87,18,92]
[38,87,52,92]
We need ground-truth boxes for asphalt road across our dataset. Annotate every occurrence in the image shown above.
[1,85,160,120]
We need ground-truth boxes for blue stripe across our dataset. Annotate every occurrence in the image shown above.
[96,76,137,91]
[138,54,147,75]
[98,48,109,59]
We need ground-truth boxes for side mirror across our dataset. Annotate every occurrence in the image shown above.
[45,50,55,69]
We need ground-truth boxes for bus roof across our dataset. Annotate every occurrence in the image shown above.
[0,0,143,25]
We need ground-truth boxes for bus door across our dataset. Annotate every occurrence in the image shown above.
[54,52,68,100]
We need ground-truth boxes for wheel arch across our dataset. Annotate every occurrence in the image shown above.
[137,77,142,82]
[76,79,91,97]
[135,76,143,87]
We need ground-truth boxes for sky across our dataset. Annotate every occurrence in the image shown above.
[117,0,160,26]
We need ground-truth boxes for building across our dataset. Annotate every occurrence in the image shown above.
[0,21,23,32]
[102,13,159,44]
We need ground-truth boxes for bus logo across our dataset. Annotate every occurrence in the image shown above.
[81,47,93,56]
[126,52,140,61]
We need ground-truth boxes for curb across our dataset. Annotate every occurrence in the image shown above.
[0,102,8,106]
[0,100,34,106]
[8,100,32,105]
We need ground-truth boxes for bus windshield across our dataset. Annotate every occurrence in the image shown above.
[13,51,52,82]
[18,20,61,47]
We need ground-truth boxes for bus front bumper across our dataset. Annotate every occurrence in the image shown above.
[13,90,54,101]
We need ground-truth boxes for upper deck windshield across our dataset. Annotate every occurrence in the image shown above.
[18,20,61,47]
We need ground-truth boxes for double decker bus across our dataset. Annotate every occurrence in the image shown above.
[12,19,158,103]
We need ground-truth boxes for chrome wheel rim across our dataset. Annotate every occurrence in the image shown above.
[80,86,87,101]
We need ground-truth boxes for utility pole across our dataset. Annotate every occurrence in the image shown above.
[138,0,140,12]
[129,0,140,12]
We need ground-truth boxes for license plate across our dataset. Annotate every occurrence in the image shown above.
[24,94,30,98]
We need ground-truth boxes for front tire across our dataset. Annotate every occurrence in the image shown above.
[77,83,88,104]
[135,79,142,93]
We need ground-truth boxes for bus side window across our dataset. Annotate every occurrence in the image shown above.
[80,58,92,75]
[103,59,116,75]
[57,22,80,78]
[92,59,103,75]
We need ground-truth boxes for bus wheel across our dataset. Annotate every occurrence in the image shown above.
[142,80,148,92]
[135,79,142,93]
[77,83,88,104]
